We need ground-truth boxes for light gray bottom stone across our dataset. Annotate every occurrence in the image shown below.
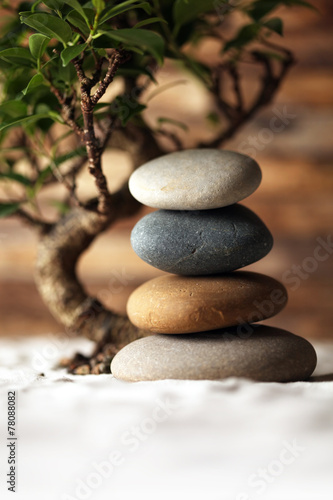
[111,326,317,382]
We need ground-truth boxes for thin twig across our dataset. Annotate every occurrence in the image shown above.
[71,50,130,213]
[8,207,52,232]
[50,84,84,139]
[154,128,183,151]
[91,51,127,106]
[228,63,244,112]
[73,57,110,213]
[72,57,88,87]
[200,48,294,148]
[211,65,235,121]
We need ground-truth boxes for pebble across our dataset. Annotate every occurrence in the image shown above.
[127,272,288,333]
[111,326,317,382]
[131,205,273,275]
[129,149,262,210]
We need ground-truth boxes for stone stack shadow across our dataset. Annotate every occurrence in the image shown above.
[111,150,317,382]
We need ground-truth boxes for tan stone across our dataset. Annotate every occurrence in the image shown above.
[127,272,288,334]
[111,326,317,382]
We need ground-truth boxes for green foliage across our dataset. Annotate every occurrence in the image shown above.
[223,23,261,52]
[0,101,28,118]
[99,2,152,24]
[22,74,46,95]
[64,0,91,25]
[61,43,87,66]
[0,0,315,221]
[49,200,71,215]
[0,48,36,67]
[65,10,92,36]
[0,113,53,133]
[0,203,21,218]
[29,34,50,61]
[173,0,224,34]
[0,171,31,186]
[264,17,284,36]
[248,0,317,21]
[134,17,167,29]
[110,95,147,126]
[20,13,73,45]
[248,0,283,21]
[157,117,188,131]
[101,29,165,65]
[92,0,105,15]
[43,0,65,10]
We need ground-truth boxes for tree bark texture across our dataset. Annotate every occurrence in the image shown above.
[34,127,163,373]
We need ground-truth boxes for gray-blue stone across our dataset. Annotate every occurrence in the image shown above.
[131,204,273,275]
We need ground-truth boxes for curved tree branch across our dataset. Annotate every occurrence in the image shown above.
[34,124,163,373]
[200,46,294,148]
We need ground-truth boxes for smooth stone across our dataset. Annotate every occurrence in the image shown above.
[129,149,262,210]
[131,204,273,275]
[111,326,317,382]
[127,272,288,334]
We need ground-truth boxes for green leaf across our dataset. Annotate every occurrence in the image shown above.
[102,29,164,65]
[134,17,167,29]
[111,96,146,126]
[0,172,31,186]
[64,0,90,26]
[93,0,105,15]
[206,111,220,126]
[49,200,70,215]
[18,11,35,18]
[22,73,46,95]
[32,166,53,194]
[66,9,94,36]
[99,1,151,24]
[50,60,77,85]
[53,146,86,166]
[32,0,43,12]
[264,17,283,35]
[223,23,261,52]
[0,203,20,218]
[247,1,283,21]
[0,113,51,133]
[283,0,317,11]
[20,13,73,46]
[29,34,50,61]
[61,43,87,66]
[255,50,285,61]
[0,101,28,118]
[173,0,220,31]
[180,57,212,84]
[248,0,317,22]
[47,111,64,124]
[41,55,59,70]
[43,0,64,10]
[157,117,188,131]
[0,48,36,68]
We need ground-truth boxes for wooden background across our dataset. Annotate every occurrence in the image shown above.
[0,0,332,339]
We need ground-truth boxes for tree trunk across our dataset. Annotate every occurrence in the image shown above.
[35,128,163,374]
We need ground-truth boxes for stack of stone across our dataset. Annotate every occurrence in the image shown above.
[111,150,316,382]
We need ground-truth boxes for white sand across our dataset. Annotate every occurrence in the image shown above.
[0,337,332,500]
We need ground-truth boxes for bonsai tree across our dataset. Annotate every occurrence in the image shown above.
[0,0,314,373]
